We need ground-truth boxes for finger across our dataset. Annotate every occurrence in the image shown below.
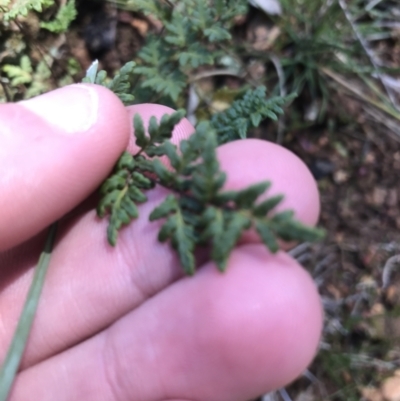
[10,246,322,401]
[0,126,320,368]
[0,84,130,251]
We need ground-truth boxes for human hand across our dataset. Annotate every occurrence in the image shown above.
[0,84,322,401]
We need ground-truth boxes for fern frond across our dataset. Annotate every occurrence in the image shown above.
[211,87,296,144]
[2,55,32,85]
[97,152,154,245]
[110,0,249,105]
[40,0,76,33]
[150,196,196,275]
[101,113,324,274]
[82,60,136,105]
[92,60,323,274]
[119,0,171,20]
[178,44,214,68]
[107,61,136,105]
[2,0,54,20]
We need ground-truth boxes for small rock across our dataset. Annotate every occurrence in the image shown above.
[372,187,387,206]
[364,152,376,164]
[309,159,335,180]
[333,169,349,184]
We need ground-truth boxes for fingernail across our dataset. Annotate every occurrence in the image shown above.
[19,84,99,135]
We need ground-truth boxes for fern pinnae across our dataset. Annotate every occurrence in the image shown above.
[88,61,324,274]
[98,108,324,273]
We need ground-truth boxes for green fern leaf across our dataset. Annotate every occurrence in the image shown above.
[40,0,76,33]
[149,195,178,221]
[140,71,186,102]
[133,114,149,148]
[97,190,119,218]
[3,0,54,20]
[2,55,32,85]
[107,61,136,105]
[122,0,170,19]
[151,199,196,275]
[126,186,146,203]
[254,220,280,253]
[165,14,187,47]
[252,195,284,217]
[173,210,196,275]
[270,215,325,243]
[211,212,252,271]
[204,26,231,42]
[178,45,214,68]
[211,87,296,144]
[235,181,271,209]
[97,152,152,245]
[90,59,324,273]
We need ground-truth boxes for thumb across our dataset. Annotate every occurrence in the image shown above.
[0,84,130,251]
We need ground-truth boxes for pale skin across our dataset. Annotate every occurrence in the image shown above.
[0,84,323,401]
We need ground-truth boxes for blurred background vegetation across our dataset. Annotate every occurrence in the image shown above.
[1,0,400,400]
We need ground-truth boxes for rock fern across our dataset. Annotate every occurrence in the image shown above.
[0,0,54,20]
[96,101,324,274]
[40,0,77,33]
[117,0,248,103]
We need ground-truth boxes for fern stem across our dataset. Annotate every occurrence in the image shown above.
[115,185,128,208]
[0,223,58,401]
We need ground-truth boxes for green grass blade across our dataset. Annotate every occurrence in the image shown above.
[0,223,58,401]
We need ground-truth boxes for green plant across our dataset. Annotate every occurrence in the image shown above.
[40,0,77,33]
[0,0,54,21]
[1,0,75,25]
[251,0,400,123]
[82,60,136,105]
[210,86,296,144]
[0,0,79,101]
[2,54,54,98]
[113,0,248,105]
[0,2,326,399]
[84,60,324,274]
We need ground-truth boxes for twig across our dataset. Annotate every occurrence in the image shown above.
[303,369,329,399]
[288,242,310,258]
[262,392,280,401]
[338,0,400,112]
[363,106,400,143]
[278,388,293,401]
[321,67,400,120]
